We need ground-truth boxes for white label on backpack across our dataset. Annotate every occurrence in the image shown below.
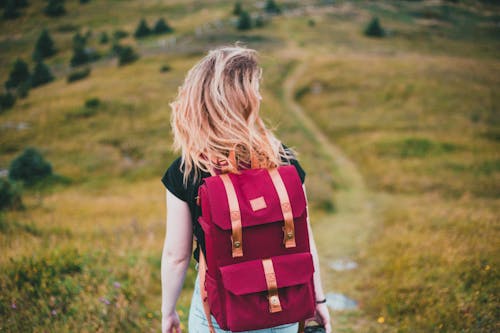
[250,196,267,211]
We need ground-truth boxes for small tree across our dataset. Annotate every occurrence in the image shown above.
[5,58,30,90]
[0,92,16,113]
[31,61,55,88]
[134,18,151,38]
[44,0,66,17]
[117,45,139,66]
[364,16,385,37]
[265,0,281,14]
[153,18,173,34]
[33,28,57,61]
[236,10,252,30]
[99,31,109,44]
[255,15,265,28]
[3,0,20,19]
[16,79,31,98]
[233,2,242,16]
[70,45,89,67]
[0,178,22,210]
[9,147,53,186]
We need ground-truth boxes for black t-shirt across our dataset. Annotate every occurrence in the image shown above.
[160,147,306,263]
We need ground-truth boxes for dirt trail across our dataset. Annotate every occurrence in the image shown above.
[283,57,379,329]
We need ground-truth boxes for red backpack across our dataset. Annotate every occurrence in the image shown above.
[196,151,316,332]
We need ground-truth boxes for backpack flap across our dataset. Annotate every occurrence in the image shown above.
[219,252,314,295]
[203,165,306,232]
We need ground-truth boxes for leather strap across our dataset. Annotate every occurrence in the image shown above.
[198,250,216,333]
[268,168,296,248]
[262,258,282,313]
[220,174,243,257]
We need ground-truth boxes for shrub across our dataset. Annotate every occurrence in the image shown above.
[265,0,282,14]
[3,0,20,19]
[67,67,90,83]
[0,178,22,210]
[0,92,16,113]
[84,97,100,108]
[9,147,53,186]
[44,0,66,17]
[113,29,128,40]
[364,16,385,37]
[117,45,139,66]
[31,61,55,88]
[255,15,265,28]
[32,28,57,61]
[99,31,109,44]
[160,64,171,73]
[153,17,173,34]
[134,18,151,38]
[5,58,30,90]
[236,10,252,30]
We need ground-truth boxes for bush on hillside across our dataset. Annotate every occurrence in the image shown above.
[160,64,171,73]
[236,10,252,30]
[16,79,31,99]
[134,18,151,38]
[153,17,173,34]
[265,0,282,15]
[31,61,55,88]
[44,0,66,17]
[113,29,128,40]
[0,92,16,113]
[99,31,109,44]
[67,67,91,83]
[364,16,385,37]
[3,0,20,19]
[117,45,139,66]
[9,147,53,186]
[84,97,100,108]
[33,28,57,61]
[5,58,30,90]
[0,178,22,210]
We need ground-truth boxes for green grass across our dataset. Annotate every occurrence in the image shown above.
[1,0,499,332]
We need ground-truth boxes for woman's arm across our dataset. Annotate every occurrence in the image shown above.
[303,184,332,333]
[161,189,193,333]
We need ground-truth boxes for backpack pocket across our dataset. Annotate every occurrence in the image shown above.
[217,252,316,332]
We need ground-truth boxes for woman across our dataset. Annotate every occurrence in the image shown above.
[160,44,331,333]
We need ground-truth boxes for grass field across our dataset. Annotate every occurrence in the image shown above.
[1,0,499,332]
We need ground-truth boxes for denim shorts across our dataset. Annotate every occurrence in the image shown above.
[188,271,299,333]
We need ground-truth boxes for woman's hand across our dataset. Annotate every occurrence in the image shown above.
[315,303,332,333]
[162,311,182,333]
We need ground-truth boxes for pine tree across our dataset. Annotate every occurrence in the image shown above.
[31,61,55,87]
[32,28,56,61]
[233,2,242,16]
[117,45,139,66]
[0,92,16,113]
[153,18,173,34]
[70,45,89,67]
[44,0,65,17]
[9,147,53,186]
[134,18,151,38]
[99,31,109,44]
[265,0,281,14]
[364,17,385,37]
[5,58,30,90]
[3,0,20,19]
[236,10,252,30]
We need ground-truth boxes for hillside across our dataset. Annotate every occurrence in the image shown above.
[1,1,499,332]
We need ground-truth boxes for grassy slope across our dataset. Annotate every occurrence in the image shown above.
[1,0,499,332]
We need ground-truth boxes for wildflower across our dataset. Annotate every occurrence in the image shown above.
[147,312,153,318]
[11,302,17,309]
[99,297,111,305]
[113,281,121,288]
[377,316,385,324]
[484,265,490,271]
[51,309,57,316]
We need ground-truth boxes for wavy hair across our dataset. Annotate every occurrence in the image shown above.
[169,43,296,185]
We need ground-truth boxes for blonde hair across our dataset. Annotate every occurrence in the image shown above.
[169,43,296,185]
